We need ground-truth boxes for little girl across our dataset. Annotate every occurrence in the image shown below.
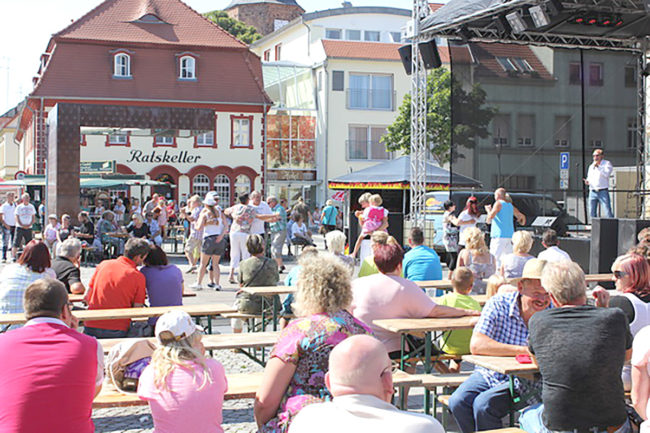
[350,193,388,258]
[43,214,60,252]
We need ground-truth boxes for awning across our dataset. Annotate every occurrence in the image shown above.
[328,156,482,190]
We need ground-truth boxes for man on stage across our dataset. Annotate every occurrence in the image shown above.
[584,148,614,219]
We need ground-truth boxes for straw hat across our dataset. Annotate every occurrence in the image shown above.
[509,258,548,284]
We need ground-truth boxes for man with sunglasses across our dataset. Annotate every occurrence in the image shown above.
[290,335,444,433]
[584,148,614,219]
[520,261,631,433]
[449,258,550,433]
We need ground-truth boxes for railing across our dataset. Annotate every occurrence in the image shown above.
[346,140,392,161]
[346,89,395,111]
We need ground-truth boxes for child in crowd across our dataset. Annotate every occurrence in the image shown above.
[350,193,388,258]
[437,267,483,372]
[43,214,60,252]
[138,310,228,433]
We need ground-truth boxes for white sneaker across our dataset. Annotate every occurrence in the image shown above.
[189,283,203,291]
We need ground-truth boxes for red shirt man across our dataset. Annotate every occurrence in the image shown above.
[84,238,150,338]
[0,278,103,433]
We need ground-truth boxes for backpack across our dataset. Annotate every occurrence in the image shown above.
[105,339,156,394]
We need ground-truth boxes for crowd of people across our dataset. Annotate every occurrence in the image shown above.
[3,184,650,433]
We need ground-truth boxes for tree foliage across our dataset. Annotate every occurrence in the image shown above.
[204,11,262,45]
[381,68,497,165]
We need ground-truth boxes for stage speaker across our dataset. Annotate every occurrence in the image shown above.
[419,40,442,69]
[617,219,650,255]
[590,218,618,289]
[398,45,412,75]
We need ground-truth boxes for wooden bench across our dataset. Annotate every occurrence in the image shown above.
[411,372,472,426]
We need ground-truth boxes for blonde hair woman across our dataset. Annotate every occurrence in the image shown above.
[499,230,534,279]
[457,227,496,293]
[137,310,227,433]
[254,254,371,433]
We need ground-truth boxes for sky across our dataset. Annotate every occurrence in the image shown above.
[0,0,426,115]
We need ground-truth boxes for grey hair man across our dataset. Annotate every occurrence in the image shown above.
[250,190,274,236]
[290,335,444,433]
[520,261,631,433]
[52,238,86,294]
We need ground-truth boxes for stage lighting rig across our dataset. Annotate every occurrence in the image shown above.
[506,10,527,33]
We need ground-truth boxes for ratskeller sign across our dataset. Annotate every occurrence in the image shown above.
[126,149,202,164]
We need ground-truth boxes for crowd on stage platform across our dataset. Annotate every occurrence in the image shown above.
[1,185,650,433]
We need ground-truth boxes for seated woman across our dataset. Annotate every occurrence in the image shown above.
[141,245,183,326]
[457,227,496,294]
[254,253,371,432]
[138,310,228,433]
[357,231,394,278]
[289,214,314,248]
[145,211,163,246]
[325,230,354,275]
[127,213,150,239]
[499,230,534,279]
[96,211,124,257]
[231,234,279,333]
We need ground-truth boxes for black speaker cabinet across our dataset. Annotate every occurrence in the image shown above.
[617,219,650,256]
[397,45,412,75]
[590,218,619,277]
[419,40,442,69]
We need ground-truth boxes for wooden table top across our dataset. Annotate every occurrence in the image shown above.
[240,285,296,296]
[373,316,477,333]
[105,232,129,238]
[69,291,197,303]
[585,273,613,283]
[100,331,280,354]
[0,303,236,325]
[462,355,539,375]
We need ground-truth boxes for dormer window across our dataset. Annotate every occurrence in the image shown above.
[179,56,195,80]
[114,53,131,78]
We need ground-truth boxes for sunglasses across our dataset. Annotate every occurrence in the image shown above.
[613,270,628,279]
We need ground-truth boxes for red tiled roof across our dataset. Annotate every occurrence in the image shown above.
[53,0,246,49]
[321,40,472,64]
[429,3,444,13]
[32,42,271,105]
[469,43,553,80]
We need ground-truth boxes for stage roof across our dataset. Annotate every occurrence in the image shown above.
[420,0,650,52]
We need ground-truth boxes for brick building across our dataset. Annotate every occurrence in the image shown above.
[224,0,304,36]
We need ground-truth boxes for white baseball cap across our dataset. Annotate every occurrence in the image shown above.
[204,192,219,206]
[155,310,202,342]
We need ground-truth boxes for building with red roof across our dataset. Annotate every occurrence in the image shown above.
[15,0,272,216]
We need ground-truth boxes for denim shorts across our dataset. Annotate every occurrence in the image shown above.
[202,235,226,256]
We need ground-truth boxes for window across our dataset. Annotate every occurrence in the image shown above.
[274,44,282,61]
[332,71,344,91]
[512,58,533,73]
[274,19,288,31]
[235,174,251,197]
[625,66,637,88]
[179,56,195,79]
[325,28,342,39]
[348,74,393,110]
[213,174,231,206]
[107,132,129,146]
[347,125,391,160]
[493,175,535,191]
[627,118,637,149]
[492,114,510,147]
[263,50,270,61]
[195,130,215,147]
[113,53,131,77]
[588,116,605,147]
[231,115,252,148]
[569,62,581,85]
[589,63,603,86]
[346,29,361,40]
[364,31,380,41]
[154,135,175,147]
[517,114,535,147]
[390,32,401,43]
[192,174,210,197]
[554,115,571,147]
[496,57,517,72]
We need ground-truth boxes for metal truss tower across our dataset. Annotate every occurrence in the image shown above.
[409,0,429,227]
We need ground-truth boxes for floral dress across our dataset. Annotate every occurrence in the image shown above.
[261,310,371,433]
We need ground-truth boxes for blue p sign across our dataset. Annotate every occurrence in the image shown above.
[560,152,570,170]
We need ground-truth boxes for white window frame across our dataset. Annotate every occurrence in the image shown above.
[179,56,196,80]
[196,131,214,147]
[213,174,231,206]
[192,174,210,196]
[113,53,131,77]
[348,73,393,111]
[108,132,128,145]
[364,30,380,41]
[345,29,361,40]
[155,135,175,146]
[325,28,342,39]
[235,174,251,197]
[233,117,251,148]
[347,125,391,161]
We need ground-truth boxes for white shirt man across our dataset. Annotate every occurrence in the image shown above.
[538,246,571,263]
[0,193,16,262]
[13,193,36,255]
[290,335,443,433]
[585,149,614,218]
[250,191,274,235]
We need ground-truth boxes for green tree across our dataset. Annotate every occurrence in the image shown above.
[381,68,496,165]
[204,11,262,45]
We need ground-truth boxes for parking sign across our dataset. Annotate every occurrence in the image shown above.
[560,152,570,170]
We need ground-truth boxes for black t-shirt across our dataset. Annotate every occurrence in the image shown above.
[126,222,149,238]
[610,293,650,323]
[51,256,81,293]
[528,305,632,431]
[76,221,95,244]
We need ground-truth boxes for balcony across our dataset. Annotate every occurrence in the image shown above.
[346,89,395,111]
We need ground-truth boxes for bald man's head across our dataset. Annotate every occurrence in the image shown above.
[495,188,506,200]
[326,335,394,402]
